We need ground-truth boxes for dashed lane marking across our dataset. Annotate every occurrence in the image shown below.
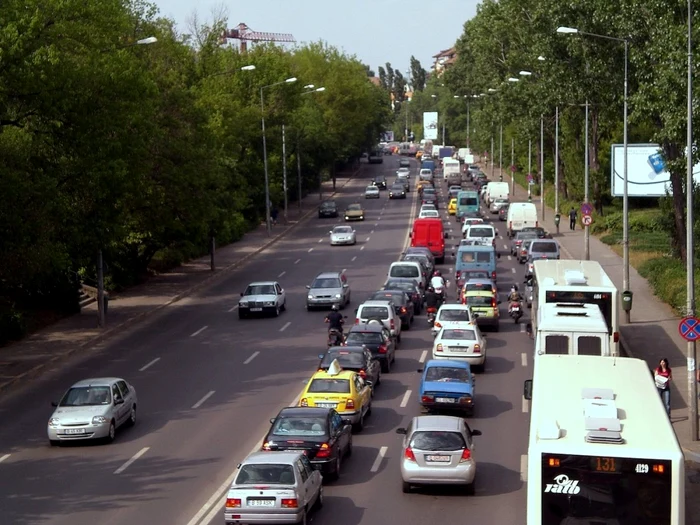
[228,305,239,313]
[370,446,388,473]
[318,238,323,243]
[520,455,528,482]
[308,248,314,253]
[114,447,150,475]
[244,351,260,365]
[192,391,215,409]
[400,390,412,408]
[0,454,10,464]
[139,358,161,372]
[507,255,512,261]
[360,246,365,251]
[280,322,291,332]
[278,271,286,278]
[191,326,208,337]
[511,268,516,274]
[351,256,357,262]
[521,353,527,367]
[520,324,526,333]
[522,397,529,413]
[419,350,428,363]
[294,258,301,264]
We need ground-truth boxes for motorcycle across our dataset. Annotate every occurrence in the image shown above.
[327,327,344,346]
[509,301,523,323]
[430,276,448,302]
[426,307,438,326]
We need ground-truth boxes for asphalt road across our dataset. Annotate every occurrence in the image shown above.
[0,158,533,525]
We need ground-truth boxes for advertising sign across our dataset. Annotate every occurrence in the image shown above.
[423,112,438,141]
[610,144,700,197]
[380,130,394,142]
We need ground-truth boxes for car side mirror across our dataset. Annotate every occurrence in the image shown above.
[318,354,324,359]
[471,429,483,437]
[416,368,424,373]
[329,231,333,234]
[240,292,244,296]
[343,284,349,288]
[524,379,533,400]
[396,428,407,435]
[365,381,373,388]
[114,397,124,405]
[305,285,310,289]
[270,418,276,424]
[51,401,58,407]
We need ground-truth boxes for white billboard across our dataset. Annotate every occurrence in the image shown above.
[611,143,700,197]
[380,130,394,142]
[423,112,438,141]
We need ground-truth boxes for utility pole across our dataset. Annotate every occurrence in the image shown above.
[584,100,591,260]
[282,124,288,223]
[511,137,515,196]
[490,135,494,178]
[297,136,302,212]
[499,122,503,182]
[528,139,532,201]
[467,100,471,148]
[97,249,105,327]
[540,113,545,222]
[554,106,560,215]
[442,121,446,145]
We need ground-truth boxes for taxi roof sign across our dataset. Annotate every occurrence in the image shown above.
[327,358,343,376]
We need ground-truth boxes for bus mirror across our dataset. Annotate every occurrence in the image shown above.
[523,379,533,400]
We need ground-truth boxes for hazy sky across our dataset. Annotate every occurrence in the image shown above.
[151,0,480,74]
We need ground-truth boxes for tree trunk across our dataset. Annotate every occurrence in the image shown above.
[662,141,687,261]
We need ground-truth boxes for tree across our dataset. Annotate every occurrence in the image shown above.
[410,56,427,91]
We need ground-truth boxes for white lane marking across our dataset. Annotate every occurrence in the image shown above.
[280,322,291,332]
[400,390,412,408]
[499,235,503,239]
[342,268,347,273]
[520,324,526,333]
[139,358,161,372]
[294,258,301,264]
[308,248,314,253]
[318,238,323,243]
[0,454,10,464]
[360,246,365,251]
[228,305,239,313]
[351,256,357,262]
[365,237,371,242]
[374,223,378,227]
[192,390,215,409]
[244,351,260,365]
[522,397,529,413]
[520,454,528,481]
[370,446,388,472]
[503,244,509,249]
[507,255,512,261]
[114,447,150,474]
[191,326,208,337]
[278,271,286,278]
[377,216,381,220]
[521,353,528,367]
[448,267,453,273]
[419,350,428,363]
[370,230,374,234]
[511,268,516,274]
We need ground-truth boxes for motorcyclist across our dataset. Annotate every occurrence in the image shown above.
[325,305,344,333]
[508,285,523,304]
[431,270,447,299]
[524,275,534,288]
[424,286,440,310]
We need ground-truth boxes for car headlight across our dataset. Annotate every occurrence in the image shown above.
[239,301,248,307]
[308,294,314,300]
[92,416,108,425]
[335,294,341,299]
[48,418,60,427]
[345,216,349,219]
[263,301,275,306]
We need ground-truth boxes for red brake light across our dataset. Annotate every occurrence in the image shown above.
[473,344,481,353]
[378,344,387,354]
[614,332,619,343]
[355,318,360,325]
[434,321,442,328]
[316,443,331,458]
[345,398,355,409]
[421,395,434,403]
[491,271,497,279]
[262,441,273,450]
[460,448,472,462]
[300,398,308,407]
[390,319,395,329]
[491,299,497,308]
[400,307,407,314]
[404,447,417,462]
[226,498,241,508]
[281,498,298,508]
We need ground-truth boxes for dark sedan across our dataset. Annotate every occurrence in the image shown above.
[317,346,381,387]
[499,205,509,221]
[521,226,549,238]
[262,406,352,480]
[373,176,388,189]
[369,290,415,329]
[345,323,396,373]
[383,277,424,314]
[389,183,407,199]
[318,201,339,218]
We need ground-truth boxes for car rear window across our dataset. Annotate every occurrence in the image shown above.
[409,431,466,451]
[308,379,351,393]
[236,464,295,485]
[390,265,419,278]
[459,197,478,206]
[360,306,390,319]
[424,366,470,383]
[437,308,471,322]
[441,329,477,340]
[312,278,341,288]
[531,241,558,253]
[371,293,403,306]
[346,332,383,344]
[271,417,328,437]
[464,282,495,292]
[322,351,364,368]
[468,227,494,238]
[459,251,492,263]
[466,295,493,306]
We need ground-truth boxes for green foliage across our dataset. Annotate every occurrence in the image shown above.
[0,2,387,344]
[637,257,700,315]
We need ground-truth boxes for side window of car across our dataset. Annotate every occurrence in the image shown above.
[112,384,123,402]
[332,413,343,431]
[300,454,314,478]
[276,284,282,294]
[117,381,129,398]
[296,459,309,482]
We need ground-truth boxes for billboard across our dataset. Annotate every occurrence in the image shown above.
[610,143,700,197]
[423,112,438,140]
[380,130,394,142]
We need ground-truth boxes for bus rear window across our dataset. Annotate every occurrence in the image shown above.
[459,197,478,206]
[545,335,569,354]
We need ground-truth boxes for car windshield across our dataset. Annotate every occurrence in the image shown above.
[421,211,439,217]
[360,306,389,318]
[468,227,494,238]
[321,202,336,209]
[465,219,483,225]
[235,464,296,485]
[441,329,477,340]
[423,189,436,195]
[366,186,377,191]
[390,265,419,278]
[59,386,111,406]
[523,227,545,236]
[521,240,533,249]
[409,431,466,451]
[531,242,558,253]
[438,309,471,322]
[322,351,365,369]
[424,366,470,383]
[495,199,508,204]
[374,177,385,182]
[347,204,362,211]
[332,226,352,234]
[271,417,328,436]
[312,278,341,289]
[245,284,276,295]
[308,378,351,394]
[516,232,538,241]
[466,295,493,306]
[391,184,404,190]
[459,251,492,263]
[346,331,383,344]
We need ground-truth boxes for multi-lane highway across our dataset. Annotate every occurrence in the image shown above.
[0,158,533,525]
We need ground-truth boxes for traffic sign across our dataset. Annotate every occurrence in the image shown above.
[527,174,534,183]
[510,165,516,172]
[581,202,593,216]
[679,316,700,342]
[582,215,593,226]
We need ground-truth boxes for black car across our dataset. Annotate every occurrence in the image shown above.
[389,183,407,199]
[521,226,549,238]
[369,290,415,329]
[262,407,352,480]
[318,201,339,218]
[382,277,423,314]
[405,247,435,269]
[317,346,381,387]
[373,176,387,189]
[345,323,396,373]
[402,252,434,276]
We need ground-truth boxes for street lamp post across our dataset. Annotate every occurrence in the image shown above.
[499,123,503,182]
[558,25,630,320]
[511,137,515,196]
[540,114,545,222]
[490,135,495,178]
[555,106,560,215]
[584,99,590,260]
[528,139,532,201]
[260,77,298,236]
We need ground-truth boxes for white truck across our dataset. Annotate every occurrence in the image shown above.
[534,303,612,357]
[442,158,461,181]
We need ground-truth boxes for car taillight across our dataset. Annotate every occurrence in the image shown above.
[492,238,496,246]
[300,398,308,407]
[455,270,461,279]
[473,344,481,353]
[491,298,497,308]
[400,306,407,314]
[491,271,497,280]
[614,332,619,343]
[436,344,443,352]
[378,344,387,354]
[345,398,355,409]
[421,395,434,403]
[434,321,442,328]
[281,498,298,508]
[460,448,472,462]
[355,318,360,324]
[225,498,241,508]
[405,447,417,462]
[316,443,331,458]
[262,441,273,450]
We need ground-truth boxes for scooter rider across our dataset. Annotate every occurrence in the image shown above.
[424,286,440,310]
[508,285,523,304]
[325,305,344,332]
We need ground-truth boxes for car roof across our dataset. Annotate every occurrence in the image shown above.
[326,345,366,353]
[359,300,393,306]
[464,289,495,296]
[243,451,305,465]
[372,290,405,298]
[71,377,122,387]
[349,323,386,333]
[321,201,336,206]
[314,271,342,279]
[411,415,463,432]
[464,278,495,285]
[248,281,277,286]
[425,358,470,370]
[277,406,332,418]
[310,368,356,380]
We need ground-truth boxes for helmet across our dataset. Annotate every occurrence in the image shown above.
[433,270,442,277]
[331,305,339,311]
[427,286,435,292]
[511,284,519,292]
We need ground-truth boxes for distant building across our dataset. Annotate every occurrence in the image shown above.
[432,47,457,76]
[369,76,381,86]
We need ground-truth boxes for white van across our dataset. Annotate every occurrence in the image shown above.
[442,158,461,180]
[387,261,425,289]
[535,303,612,357]
[432,145,441,158]
[485,182,509,204]
[457,148,470,163]
[506,202,538,237]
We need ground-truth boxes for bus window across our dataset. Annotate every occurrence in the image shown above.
[544,335,569,354]
[577,336,602,356]
[460,252,475,263]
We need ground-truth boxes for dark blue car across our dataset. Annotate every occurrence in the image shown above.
[418,359,475,417]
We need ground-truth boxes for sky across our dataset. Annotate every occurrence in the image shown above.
[150,0,480,75]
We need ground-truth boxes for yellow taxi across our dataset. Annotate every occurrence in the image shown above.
[462,289,501,331]
[448,197,457,215]
[416,150,423,160]
[417,179,433,195]
[299,360,373,430]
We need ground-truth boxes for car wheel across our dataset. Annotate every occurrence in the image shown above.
[353,410,364,432]
[127,405,137,427]
[346,435,353,457]
[329,454,341,481]
[299,508,308,525]
[49,439,60,447]
[105,420,116,444]
[381,358,390,373]
[465,477,476,496]
[366,402,372,417]
[402,481,412,493]
[274,305,280,317]
[315,486,324,509]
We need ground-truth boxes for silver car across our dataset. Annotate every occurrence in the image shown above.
[329,225,356,246]
[48,377,137,445]
[224,451,323,525]
[239,281,287,318]
[397,415,481,494]
[489,198,509,214]
[365,185,380,198]
[306,271,351,309]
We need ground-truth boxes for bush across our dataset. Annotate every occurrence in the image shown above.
[637,257,694,314]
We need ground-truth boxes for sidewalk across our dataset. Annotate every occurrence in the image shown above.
[488,165,700,461]
[0,167,363,396]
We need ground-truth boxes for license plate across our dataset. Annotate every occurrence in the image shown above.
[435,397,456,403]
[64,428,86,434]
[317,403,337,408]
[449,347,466,353]
[247,499,275,507]
[250,307,263,312]
[426,455,450,462]
[512,307,520,311]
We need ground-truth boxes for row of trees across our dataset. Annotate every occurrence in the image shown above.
[0,0,390,343]
[428,0,698,260]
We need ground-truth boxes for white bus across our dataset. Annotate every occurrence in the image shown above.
[532,260,620,356]
[524,354,685,525]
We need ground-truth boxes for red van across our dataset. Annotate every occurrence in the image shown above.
[410,218,447,263]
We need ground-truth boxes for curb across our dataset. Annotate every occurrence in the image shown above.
[0,168,364,396]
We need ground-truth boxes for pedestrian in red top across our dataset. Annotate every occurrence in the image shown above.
[654,358,672,416]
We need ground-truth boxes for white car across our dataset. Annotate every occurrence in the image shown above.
[419,168,433,181]
[419,209,440,219]
[419,204,437,217]
[432,325,486,371]
[365,185,380,198]
[238,281,287,318]
[461,217,484,235]
[330,225,357,246]
[463,225,496,248]
[396,167,411,178]
[431,304,475,337]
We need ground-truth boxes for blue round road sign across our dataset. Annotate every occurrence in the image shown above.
[679,316,700,342]
[581,202,593,216]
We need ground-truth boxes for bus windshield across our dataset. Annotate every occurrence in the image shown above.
[545,290,613,334]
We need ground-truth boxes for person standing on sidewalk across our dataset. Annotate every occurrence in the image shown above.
[568,207,577,231]
[654,358,672,416]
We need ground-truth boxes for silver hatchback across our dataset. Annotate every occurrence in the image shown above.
[397,415,481,494]
[306,271,351,310]
[47,377,137,445]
